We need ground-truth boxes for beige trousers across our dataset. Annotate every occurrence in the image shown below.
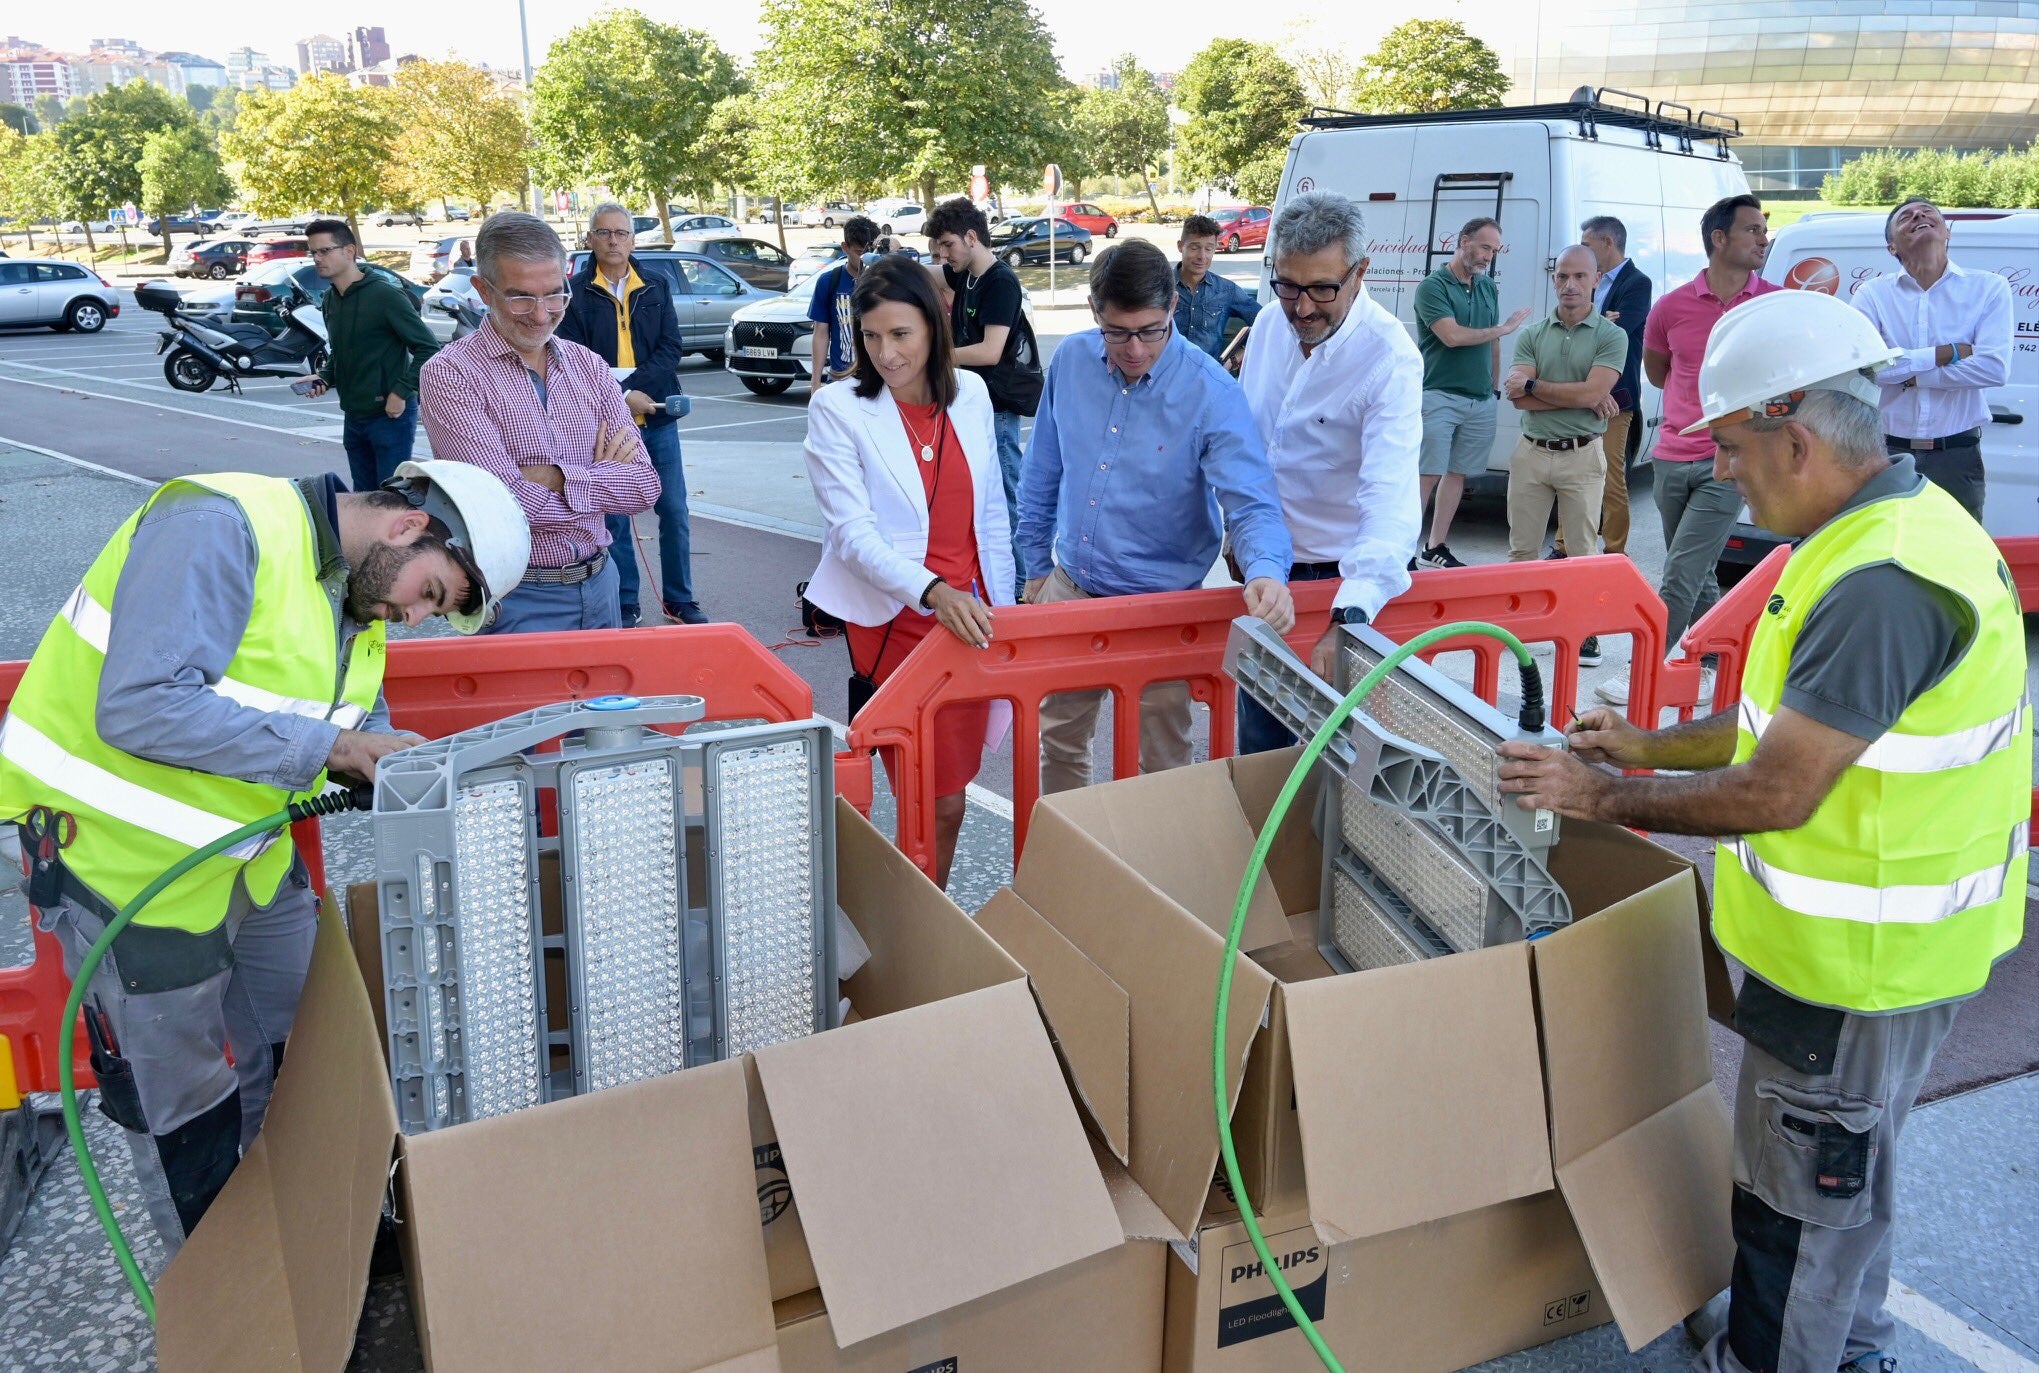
[1507,436,1605,563]
[1032,567,1194,794]
[1553,410,1633,556]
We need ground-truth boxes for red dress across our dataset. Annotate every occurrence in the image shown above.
[845,400,992,797]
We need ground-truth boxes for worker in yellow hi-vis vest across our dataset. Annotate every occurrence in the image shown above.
[0,461,528,1254]
[1498,288,2028,1373]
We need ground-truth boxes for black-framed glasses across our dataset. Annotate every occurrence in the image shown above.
[1268,263,1358,303]
[589,227,634,240]
[1097,321,1172,346]
[307,243,351,259]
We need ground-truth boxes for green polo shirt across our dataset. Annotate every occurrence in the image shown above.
[1512,309,1628,441]
[1413,265,1498,397]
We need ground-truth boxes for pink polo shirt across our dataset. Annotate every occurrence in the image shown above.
[1643,270,1781,462]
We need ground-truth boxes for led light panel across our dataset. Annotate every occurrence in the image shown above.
[448,778,546,1122]
[1336,636,1506,811]
[1340,791,1489,954]
[1331,867,1433,970]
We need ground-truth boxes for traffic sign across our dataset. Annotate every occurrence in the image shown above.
[1041,164,1061,197]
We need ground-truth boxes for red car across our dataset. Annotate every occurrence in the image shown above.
[1059,201,1119,239]
[1208,205,1272,253]
[243,236,309,267]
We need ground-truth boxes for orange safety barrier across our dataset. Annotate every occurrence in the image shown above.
[848,555,1671,877]
[0,623,816,1098]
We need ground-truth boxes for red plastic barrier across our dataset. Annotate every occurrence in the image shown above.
[849,555,1670,877]
[0,624,814,1097]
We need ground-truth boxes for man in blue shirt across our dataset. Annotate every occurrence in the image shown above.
[808,215,879,387]
[1019,239,1294,793]
[1173,214,1261,364]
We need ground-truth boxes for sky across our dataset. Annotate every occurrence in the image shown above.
[15,0,1527,88]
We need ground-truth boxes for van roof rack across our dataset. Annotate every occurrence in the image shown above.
[1301,88,1741,159]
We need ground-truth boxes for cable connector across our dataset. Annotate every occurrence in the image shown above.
[1515,659,1548,736]
[287,785,374,822]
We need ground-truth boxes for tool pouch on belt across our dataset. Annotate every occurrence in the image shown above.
[85,1007,149,1134]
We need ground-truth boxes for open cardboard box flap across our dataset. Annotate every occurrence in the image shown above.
[157,899,399,1373]
[977,887,1133,1163]
[1532,833,1736,1349]
[401,1056,779,1372]
[1282,941,1555,1245]
[753,977,1126,1349]
[1011,799,1275,1242]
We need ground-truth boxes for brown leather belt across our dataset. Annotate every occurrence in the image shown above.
[521,550,608,585]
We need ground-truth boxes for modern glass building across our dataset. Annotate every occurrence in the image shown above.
[1503,0,2039,190]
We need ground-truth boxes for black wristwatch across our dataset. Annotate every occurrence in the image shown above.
[1523,377,1538,397]
[1330,606,1368,626]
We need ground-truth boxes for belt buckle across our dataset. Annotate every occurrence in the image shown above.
[1908,437,1934,452]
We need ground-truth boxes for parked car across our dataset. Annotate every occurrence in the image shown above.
[1207,205,1272,253]
[989,217,1092,267]
[240,212,339,236]
[232,258,424,330]
[863,200,926,236]
[568,247,776,364]
[410,235,473,283]
[60,218,117,234]
[244,237,309,268]
[634,213,741,246]
[810,201,859,228]
[145,214,214,238]
[213,211,259,233]
[1059,202,1119,238]
[0,257,121,332]
[669,235,794,292]
[420,265,486,342]
[371,208,424,227]
[173,238,259,279]
[788,244,848,292]
[443,206,473,222]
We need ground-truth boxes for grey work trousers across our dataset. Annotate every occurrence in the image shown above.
[1653,457,1742,645]
[1692,978,1958,1373]
[48,863,318,1255]
[1033,567,1193,794]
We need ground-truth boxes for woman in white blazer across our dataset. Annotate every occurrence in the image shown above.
[803,255,1016,886]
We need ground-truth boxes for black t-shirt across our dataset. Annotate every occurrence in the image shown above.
[942,260,1023,379]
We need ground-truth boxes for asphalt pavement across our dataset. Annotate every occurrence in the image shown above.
[1,267,2035,1372]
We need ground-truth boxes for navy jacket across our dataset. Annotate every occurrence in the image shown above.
[556,256,686,427]
[1601,262,1653,412]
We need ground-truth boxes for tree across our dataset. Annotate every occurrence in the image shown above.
[139,125,233,262]
[0,102,32,135]
[200,86,240,137]
[0,131,69,253]
[1282,17,1354,110]
[184,85,215,115]
[33,94,66,130]
[1174,40,1307,197]
[55,81,199,255]
[749,0,1067,213]
[391,59,529,217]
[531,11,740,240]
[1349,19,1508,115]
[224,74,399,234]
[1072,56,1170,219]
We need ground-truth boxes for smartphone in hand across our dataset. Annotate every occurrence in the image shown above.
[290,377,321,396]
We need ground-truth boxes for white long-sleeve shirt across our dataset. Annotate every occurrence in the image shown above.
[1238,290,1423,618]
[1851,259,2014,440]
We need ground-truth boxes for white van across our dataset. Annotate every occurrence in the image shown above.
[1267,89,1753,480]
[1716,209,2038,570]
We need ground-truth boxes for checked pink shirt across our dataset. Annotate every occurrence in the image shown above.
[419,317,659,568]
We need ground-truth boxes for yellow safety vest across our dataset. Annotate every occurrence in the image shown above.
[0,474,385,932]
[1712,478,2030,1013]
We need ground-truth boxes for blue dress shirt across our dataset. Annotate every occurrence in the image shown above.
[1173,269,1262,359]
[1016,328,1291,595]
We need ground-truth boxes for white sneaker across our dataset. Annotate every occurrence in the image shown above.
[1594,671,1631,706]
[1697,665,1717,702]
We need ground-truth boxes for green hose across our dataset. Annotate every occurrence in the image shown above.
[59,789,365,1320]
[1212,621,1538,1373]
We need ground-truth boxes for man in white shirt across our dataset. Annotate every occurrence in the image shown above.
[1237,190,1423,753]
[1851,199,2013,521]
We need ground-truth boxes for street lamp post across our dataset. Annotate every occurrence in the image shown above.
[519,0,542,217]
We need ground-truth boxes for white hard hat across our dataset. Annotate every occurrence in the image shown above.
[1681,289,1901,436]
[386,460,530,634]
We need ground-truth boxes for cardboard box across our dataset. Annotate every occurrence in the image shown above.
[156,801,1162,1373]
[981,751,1736,1371]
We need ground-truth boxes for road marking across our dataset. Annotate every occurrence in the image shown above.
[689,501,823,542]
[681,412,808,434]
[0,374,338,441]
[0,358,324,417]
[0,434,153,486]
[1887,1280,2039,1372]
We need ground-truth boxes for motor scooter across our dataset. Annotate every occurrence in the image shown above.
[135,280,328,395]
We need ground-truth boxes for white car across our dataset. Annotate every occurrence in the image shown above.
[634,213,742,246]
[213,211,259,232]
[863,201,927,236]
[61,218,117,234]
[420,266,487,342]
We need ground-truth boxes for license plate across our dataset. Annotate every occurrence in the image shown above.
[738,345,779,359]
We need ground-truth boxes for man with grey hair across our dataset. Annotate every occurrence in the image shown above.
[1551,214,1652,558]
[1236,190,1423,752]
[421,210,660,633]
[557,200,705,625]
[1498,288,2027,1373]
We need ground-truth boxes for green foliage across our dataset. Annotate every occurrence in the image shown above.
[391,60,530,214]
[33,94,66,130]
[184,85,215,115]
[750,0,1068,208]
[224,74,400,227]
[56,80,197,220]
[0,102,32,135]
[1071,58,1172,215]
[1349,19,1508,114]
[0,131,69,242]
[1824,143,2039,210]
[1174,39,1307,194]
[140,124,233,259]
[200,86,239,137]
[531,10,739,214]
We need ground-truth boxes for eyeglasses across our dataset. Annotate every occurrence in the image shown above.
[489,281,573,317]
[589,227,634,240]
[308,243,351,258]
[1269,263,1358,303]
[1096,321,1172,346]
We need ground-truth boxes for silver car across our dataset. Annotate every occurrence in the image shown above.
[0,257,122,332]
[567,249,777,362]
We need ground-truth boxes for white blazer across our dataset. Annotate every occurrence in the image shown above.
[802,368,1017,626]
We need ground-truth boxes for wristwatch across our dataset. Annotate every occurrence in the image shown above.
[1330,606,1368,626]
[1523,377,1539,397]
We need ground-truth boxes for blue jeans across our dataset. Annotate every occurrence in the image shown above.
[993,410,1025,595]
[341,398,418,492]
[1236,562,1344,756]
[485,555,621,634]
[605,421,694,615]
